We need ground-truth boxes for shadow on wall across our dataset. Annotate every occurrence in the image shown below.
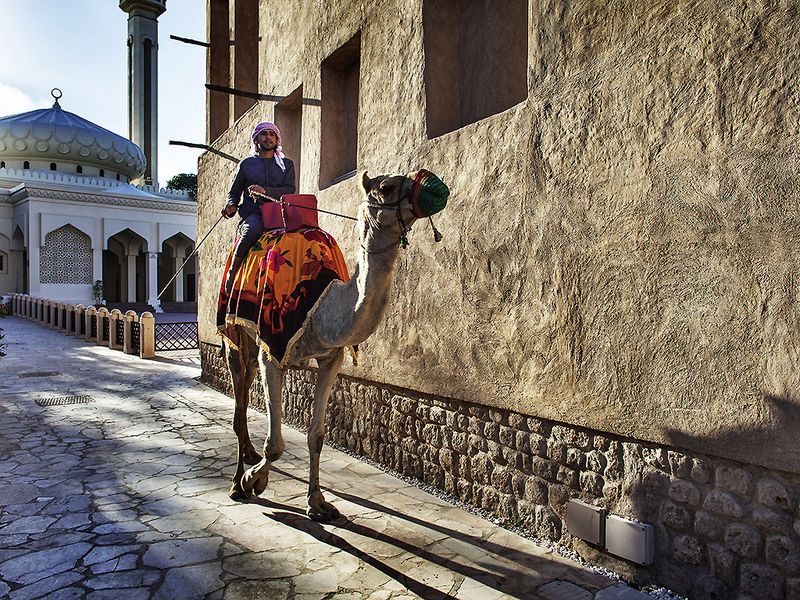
[612,394,800,600]
[667,394,800,464]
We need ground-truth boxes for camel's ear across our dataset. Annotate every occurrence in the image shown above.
[361,171,371,193]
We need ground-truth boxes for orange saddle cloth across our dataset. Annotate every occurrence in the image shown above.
[217,227,350,364]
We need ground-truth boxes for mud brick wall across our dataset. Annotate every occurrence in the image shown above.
[201,342,800,599]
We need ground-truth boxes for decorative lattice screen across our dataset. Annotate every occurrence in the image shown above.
[40,225,92,284]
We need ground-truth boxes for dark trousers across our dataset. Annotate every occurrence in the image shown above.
[234,212,265,259]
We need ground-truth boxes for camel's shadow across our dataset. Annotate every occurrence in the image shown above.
[247,466,560,599]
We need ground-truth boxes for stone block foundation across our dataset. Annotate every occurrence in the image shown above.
[201,342,800,600]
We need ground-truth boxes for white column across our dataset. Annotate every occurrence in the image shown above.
[174,255,184,302]
[93,246,103,299]
[28,245,41,297]
[127,253,137,302]
[146,251,162,312]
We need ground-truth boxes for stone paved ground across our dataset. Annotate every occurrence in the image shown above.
[0,316,633,599]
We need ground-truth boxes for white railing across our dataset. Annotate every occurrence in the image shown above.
[10,293,156,359]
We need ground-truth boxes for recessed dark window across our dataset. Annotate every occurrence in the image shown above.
[100,169,105,177]
[77,165,83,174]
[275,85,304,188]
[320,32,360,188]
[231,0,259,121]
[50,163,57,171]
[0,161,5,168]
[116,174,121,181]
[423,0,528,137]
[23,161,30,169]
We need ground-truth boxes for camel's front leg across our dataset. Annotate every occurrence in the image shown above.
[241,357,285,497]
[307,351,344,521]
[226,335,261,501]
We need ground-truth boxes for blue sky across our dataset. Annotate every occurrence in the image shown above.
[0,0,206,184]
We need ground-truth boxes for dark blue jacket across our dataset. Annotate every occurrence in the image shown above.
[226,155,296,218]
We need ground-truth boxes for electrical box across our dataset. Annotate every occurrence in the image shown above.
[605,514,655,565]
[566,499,605,545]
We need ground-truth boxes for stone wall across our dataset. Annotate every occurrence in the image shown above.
[197,1,800,597]
[202,341,800,599]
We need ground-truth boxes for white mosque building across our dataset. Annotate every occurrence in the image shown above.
[0,0,197,312]
[0,93,196,311]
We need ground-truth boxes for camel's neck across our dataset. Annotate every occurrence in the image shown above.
[348,236,400,345]
[311,221,402,350]
[342,225,401,345]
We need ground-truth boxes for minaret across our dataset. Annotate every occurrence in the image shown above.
[120,0,166,187]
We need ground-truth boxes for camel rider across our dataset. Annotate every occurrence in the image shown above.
[221,122,296,293]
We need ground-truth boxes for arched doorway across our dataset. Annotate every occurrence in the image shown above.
[105,229,147,303]
[11,226,26,293]
[159,233,196,303]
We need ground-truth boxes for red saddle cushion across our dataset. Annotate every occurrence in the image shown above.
[281,194,319,230]
[260,200,284,230]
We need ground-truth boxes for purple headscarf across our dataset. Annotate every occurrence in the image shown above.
[252,122,284,157]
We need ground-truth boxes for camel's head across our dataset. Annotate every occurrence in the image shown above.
[360,171,449,247]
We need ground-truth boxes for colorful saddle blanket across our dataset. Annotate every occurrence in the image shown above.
[217,227,350,364]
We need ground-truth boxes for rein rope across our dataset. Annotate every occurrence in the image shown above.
[251,184,441,249]
[250,190,358,221]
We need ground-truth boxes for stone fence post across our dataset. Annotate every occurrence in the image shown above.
[96,307,109,345]
[123,310,138,355]
[65,304,75,335]
[61,304,70,333]
[75,305,85,338]
[85,306,96,341]
[139,312,156,359]
[109,309,123,350]
[55,302,64,331]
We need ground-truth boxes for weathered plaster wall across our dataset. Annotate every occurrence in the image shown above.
[198,1,800,472]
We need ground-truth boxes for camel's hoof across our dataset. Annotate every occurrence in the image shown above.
[228,485,251,502]
[308,502,340,522]
[243,451,262,466]
[242,470,269,497]
[252,473,269,496]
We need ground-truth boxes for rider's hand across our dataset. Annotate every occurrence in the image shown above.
[248,185,267,198]
[221,204,238,218]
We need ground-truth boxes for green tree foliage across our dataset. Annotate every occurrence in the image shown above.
[166,173,197,200]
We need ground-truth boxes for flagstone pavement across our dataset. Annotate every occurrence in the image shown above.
[0,316,648,600]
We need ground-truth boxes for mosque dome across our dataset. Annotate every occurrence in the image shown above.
[0,89,146,180]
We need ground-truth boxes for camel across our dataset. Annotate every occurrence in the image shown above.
[224,170,445,521]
